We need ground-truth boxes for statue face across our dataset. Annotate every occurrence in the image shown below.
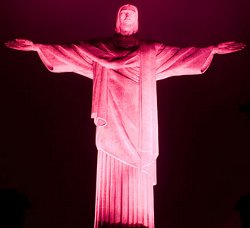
[115,4,138,35]
[119,9,137,29]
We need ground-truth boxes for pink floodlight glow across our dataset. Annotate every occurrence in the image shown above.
[4,3,245,228]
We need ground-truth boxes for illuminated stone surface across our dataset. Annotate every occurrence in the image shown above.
[5,4,245,228]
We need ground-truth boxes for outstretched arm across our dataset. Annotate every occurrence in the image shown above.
[156,41,246,80]
[5,39,93,79]
[212,41,246,54]
[5,39,38,51]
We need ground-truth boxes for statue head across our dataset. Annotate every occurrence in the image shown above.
[115,4,138,35]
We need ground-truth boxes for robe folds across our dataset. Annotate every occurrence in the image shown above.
[36,36,214,228]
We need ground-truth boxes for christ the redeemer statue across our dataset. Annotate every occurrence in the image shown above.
[5,4,245,228]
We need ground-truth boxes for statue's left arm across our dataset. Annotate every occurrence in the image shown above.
[155,41,245,80]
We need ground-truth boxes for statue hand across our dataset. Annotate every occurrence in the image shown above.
[5,39,38,51]
[213,41,246,54]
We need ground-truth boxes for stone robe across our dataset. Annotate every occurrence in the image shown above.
[36,35,214,228]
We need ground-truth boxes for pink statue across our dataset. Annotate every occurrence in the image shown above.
[5,4,245,228]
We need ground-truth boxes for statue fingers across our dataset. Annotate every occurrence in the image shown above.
[229,43,246,52]
[15,38,33,44]
[5,40,19,49]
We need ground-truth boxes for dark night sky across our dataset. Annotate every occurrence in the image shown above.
[0,0,250,228]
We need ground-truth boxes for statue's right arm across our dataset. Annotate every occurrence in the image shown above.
[5,39,94,79]
[5,39,38,51]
